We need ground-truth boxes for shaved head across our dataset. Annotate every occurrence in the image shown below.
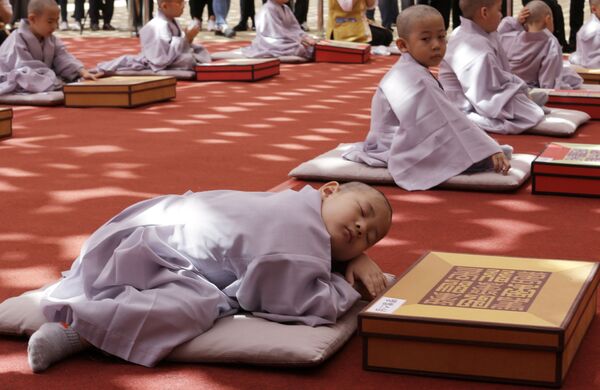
[591,0,600,7]
[28,0,58,15]
[459,0,498,18]
[525,0,552,24]
[396,5,443,40]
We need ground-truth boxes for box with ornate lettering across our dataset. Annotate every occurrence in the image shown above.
[195,59,280,82]
[543,88,600,119]
[314,40,371,64]
[358,251,599,387]
[0,107,12,139]
[532,143,600,198]
[572,66,600,84]
[63,76,176,108]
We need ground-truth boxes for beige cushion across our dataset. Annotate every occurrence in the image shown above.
[0,282,368,366]
[211,49,309,64]
[527,108,590,137]
[113,69,196,80]
[0,91,64,106]
[288,143,535,192]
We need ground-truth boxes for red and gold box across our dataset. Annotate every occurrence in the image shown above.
[64,76,176,108]
[195,59,280,82]
[314,40,371,64]
[544,89,600,120]
[573,66,600,84]
[0,107,12,139]
[359,252,599,387]
[532,142,600,198]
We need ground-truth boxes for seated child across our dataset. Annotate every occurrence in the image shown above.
[498,1,583,89]
[97,0,210,74]
[569,0,600,69]
[342,5,511,191]
[241,0,316,60]
[27,182,392,372]
[0,0,98,95]
[438,0,545,134]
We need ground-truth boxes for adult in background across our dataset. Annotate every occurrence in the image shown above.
[328,0,393,46]
[213,0,235,37]
[294,0,309,30]
[366,0,398,30]
[90,0,115,31]
[568,0,585,52]
[0,0,11,46]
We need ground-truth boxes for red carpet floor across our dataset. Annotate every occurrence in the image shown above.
[1,38,599,389]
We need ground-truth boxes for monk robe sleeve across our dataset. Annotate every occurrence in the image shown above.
[236,254,361,326]
[52,37,84,81]
[538,41,563,89]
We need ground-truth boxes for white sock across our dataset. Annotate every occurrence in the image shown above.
[28,322,85,373]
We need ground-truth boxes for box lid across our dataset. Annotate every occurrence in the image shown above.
[64,76,176,93]
[533,142,600,170]
[0,107,12,120]
[316,40,370,52]
[195,58,280,72]
[361,252,599,337]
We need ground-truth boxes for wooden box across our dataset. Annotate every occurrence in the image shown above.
[544,88,600,119]
[573,66,600,84]
[359,252,599,387]
[0,107,12,139]
[532,142,600,198]
[63,76,176,108]
[195,59,280,82]
[314,40,371,64]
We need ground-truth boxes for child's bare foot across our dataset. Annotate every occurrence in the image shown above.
[27,322,86,373]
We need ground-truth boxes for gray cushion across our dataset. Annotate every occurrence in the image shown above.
[0,91,64,106]
[527,108,590,137]
[288,143,535,192]
[0,282,367,366]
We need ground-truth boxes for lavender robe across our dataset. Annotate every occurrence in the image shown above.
[241,0,313,59]
[498,17,583,89]
[569,14,600,69]
[97,11,211,73]
[342,54,502,191]
[0,19,83,94]
[40,186,359,367]
[439,17,544,134]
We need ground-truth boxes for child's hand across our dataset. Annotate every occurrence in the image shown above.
[185,24,201,43]
[301,36,316,47]
[517,7,530,25]
[345,253,387,299]
[79,68,102,80]
[492,152,510,175]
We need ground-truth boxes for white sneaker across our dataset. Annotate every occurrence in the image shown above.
[71,21,82,31]
[301,22,309,32]
[59,21,69,31]
[207,19,216,32]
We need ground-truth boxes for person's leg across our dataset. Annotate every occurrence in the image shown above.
[89,0,100,30]
[213,0,235,36]
[568,0,585,50]
[73,0,84,21]
[233,0,249,31]
[58,0,67,22]
[378,0,397,30]
[103,0,115,29]
[294,0,309,24]
[369,24,393,46]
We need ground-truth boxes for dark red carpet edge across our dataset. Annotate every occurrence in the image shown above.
[0,37,599,389]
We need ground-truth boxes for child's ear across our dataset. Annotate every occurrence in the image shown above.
[319,181,340,198]
[28,13,36,24]
[396,38,409,53]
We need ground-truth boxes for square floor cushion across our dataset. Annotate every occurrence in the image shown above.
[211,49,309,64]
[0,91,64,106]
[527,108,590,137]
[288,143,535,192]
[0,282,367,366]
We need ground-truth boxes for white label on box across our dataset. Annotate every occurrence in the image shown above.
[366,296,406,314]
[536,157,554,162]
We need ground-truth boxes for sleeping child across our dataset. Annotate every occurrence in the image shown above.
[438,0,545,134]
[342,5,511,191]
[497,1,583,89]
[569,0,600,69]
[97,0,211,74]
[0,0,98,95]
[27,182,392,372]
[241,0,316,60]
